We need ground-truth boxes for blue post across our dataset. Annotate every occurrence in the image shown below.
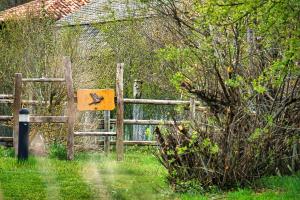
[18,108,30,160]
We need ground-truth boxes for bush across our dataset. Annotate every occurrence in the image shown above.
[48,142,67,160]
[155,120,300,191]
[0,146,14,157]
[150,0,300,192]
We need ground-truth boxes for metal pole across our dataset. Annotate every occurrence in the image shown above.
[18,108,30,161]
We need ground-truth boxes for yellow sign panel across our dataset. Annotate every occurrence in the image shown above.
[77,89,115,111]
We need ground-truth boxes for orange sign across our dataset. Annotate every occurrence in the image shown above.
[77,89,115,111]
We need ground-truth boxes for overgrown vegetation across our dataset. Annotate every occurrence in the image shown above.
[0,151,299,200]
[1,0,299,195]
[0,146,14,157]
[149,0,300,190]
[48,141,67,160]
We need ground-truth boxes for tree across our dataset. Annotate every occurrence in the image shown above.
[150,0,300,190]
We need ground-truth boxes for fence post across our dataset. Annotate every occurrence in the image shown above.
[13,73,22,156]
[132,80,143,141]
[116,63,124,161]
[189,98,196,121]
[64,56,75,160]
[104,110,110,155]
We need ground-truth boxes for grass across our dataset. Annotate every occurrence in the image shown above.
[0,147,299,200]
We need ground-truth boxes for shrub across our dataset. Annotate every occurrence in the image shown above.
[48,142,67,160]
[155,119,300,191]
[0,146,14,157]
[150,0,300,192]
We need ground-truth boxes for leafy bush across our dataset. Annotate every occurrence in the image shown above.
[48,142,67,160]
[0,146,14,157]
[155,118,300,191]
[150,0,300,192]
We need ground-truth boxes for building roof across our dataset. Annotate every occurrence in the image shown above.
[56,0,150,26]
[0,0,90,22]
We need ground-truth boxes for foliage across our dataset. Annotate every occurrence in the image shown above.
[48,141,67,160]
[0,146,14,157]
[150,0,300,190]
[91,17,185,140]
[0,15,76,141]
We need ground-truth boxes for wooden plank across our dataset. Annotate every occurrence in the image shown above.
[124,98,204,107]
[29,116,68,123]
[22,78,65,82]
[116,63,124,161]
[21,100,52,105]
[0,94,13,99]
[0,99,50,105]
[124,98,190,105]
[0,99,13,104]
[74,132,116,136]
[0,116,13,121]
[124,141,157,145]
[64,56,76,160]
[190,98,196,121]
[99,140,157,146]
[77,89,115,111]
[124,119,184,125]
[0,99,74,105]
[0,137,13,142]
[103,110,110,155]
[13,73,22,156]
[86,119,186,126]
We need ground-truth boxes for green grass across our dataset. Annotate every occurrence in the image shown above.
[0,157,46,200]
[0,147,299,200]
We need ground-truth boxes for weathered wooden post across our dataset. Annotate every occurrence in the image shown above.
[132,80,144,141]
[64,56,76,160]
[189,97,196,121]
[103,110,110,155]
[13,73,22,156]
[116,63,124,161]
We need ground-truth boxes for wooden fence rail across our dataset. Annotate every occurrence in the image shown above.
[0,116,13,121]
[0,100,56,105]
[74,132,116,136]
[124,98,199,105]
[124,119,185,125]
[0,137,13,142]
[97,119,186,126]
[29,116,68,123]
[22,78,65,82]
[0,94,13,99]
[98,140,157,146]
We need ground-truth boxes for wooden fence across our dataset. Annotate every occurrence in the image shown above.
[0,57,74,159]
[110,64,206,160]
[0,59,205,161]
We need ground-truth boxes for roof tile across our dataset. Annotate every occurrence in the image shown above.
[0,0,90,21]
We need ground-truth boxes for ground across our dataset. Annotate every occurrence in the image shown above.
[0,148,299,200]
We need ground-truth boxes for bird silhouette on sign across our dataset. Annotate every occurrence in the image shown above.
[89,93,104,105]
